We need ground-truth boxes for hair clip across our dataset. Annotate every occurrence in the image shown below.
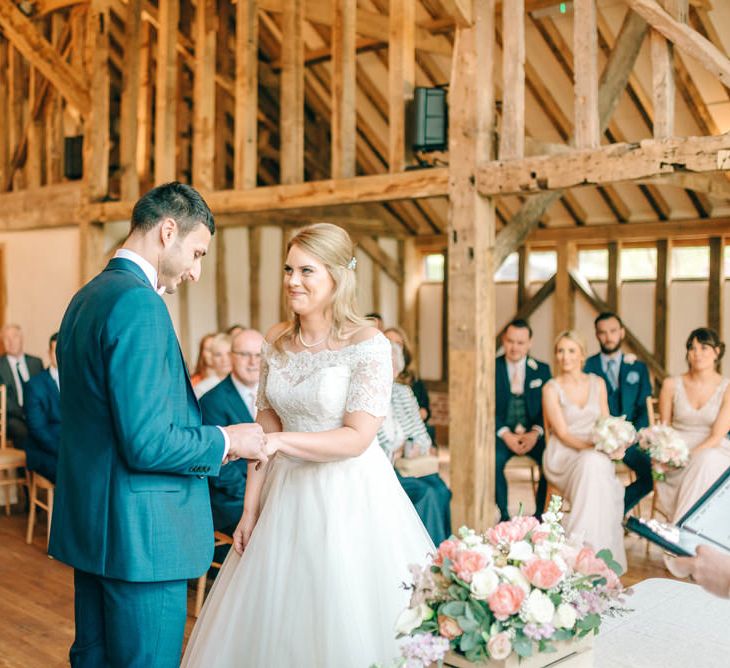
[347,256,357,271]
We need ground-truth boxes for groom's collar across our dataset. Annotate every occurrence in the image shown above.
[113,249,166,295]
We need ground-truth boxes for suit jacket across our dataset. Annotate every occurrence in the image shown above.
[23,369,61,481]
[199,375,253,532]
[49,258,226,582]
[495,355,552,435]
[0,353,43,422]
[584,353,652,429]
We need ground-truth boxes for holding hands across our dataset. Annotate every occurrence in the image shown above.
[224,423,278,468]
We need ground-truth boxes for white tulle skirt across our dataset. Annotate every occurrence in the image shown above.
[182,443,435,668]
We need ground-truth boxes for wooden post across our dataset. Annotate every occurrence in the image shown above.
[517,245,528,309]
[45,13,64,186]
[136,21,153,193]
[216,228,229,331]
[8,47,25,191]
[154,0,179,183]
[26,67,42,189]
[0,42,8,191]
[708,236,723,336]
[280,0,304,184]
[388,0,415,173]
[499,0,524,160]
[650,0,681,138]
[193,0,217,191]
[249,226,261,330]
[234,0,258,190]
[554,241,577,338]
[448,1,497,530]
[120,0,141,200]
[607,240,621,313]
[655,239,671,369]
[573,0,600,149]
[331,0,357,179]
[400,237,420,363]
[79,222,106,285]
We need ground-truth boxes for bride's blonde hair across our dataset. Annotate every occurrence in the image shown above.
[272,223,369,351]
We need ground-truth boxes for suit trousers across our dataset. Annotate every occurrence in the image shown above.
[495,436,547,521]
[70,569,187,668]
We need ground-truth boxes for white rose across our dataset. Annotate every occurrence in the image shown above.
[524,589,555,625]
[462,531,483,549]
[498,565,530,594]
[507,540,533,562]
[470,568,500,600]
[487,632,513,660]
[553,603,577,629]
[394,603,432,635]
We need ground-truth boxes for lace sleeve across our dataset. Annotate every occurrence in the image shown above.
[255,342,272,411]
[345,335,393,417]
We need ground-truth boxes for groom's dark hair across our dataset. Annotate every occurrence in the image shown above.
[130,182,215,237]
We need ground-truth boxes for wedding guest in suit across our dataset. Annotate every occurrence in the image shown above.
[543,330,627,572]
[0,324,43,445]
[23,332,61,484]
[190,333,216,386]
[226,323,246,338]
[194,333,232,399]
[200,329,265,559]
[49,182,268,668]
[495,319,551,521]
[377,341,451,545]
[585,312,653,513]
[657,328,730,522]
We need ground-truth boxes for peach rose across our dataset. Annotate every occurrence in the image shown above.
[486,516,540,545]
[487,583,525,621]
[452,549,489,583]
[530,530,551,544]
[574,547,607,577]
[438,615,463,640]
[522,558,564,590]
[434,539,460,566]
[487,632,513,660]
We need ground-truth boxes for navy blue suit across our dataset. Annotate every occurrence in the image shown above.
[584,353,653,512]
[23,369,60,483]
[0,353,43,444]
[495,355,552,520]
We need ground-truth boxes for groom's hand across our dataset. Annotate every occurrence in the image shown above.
[224,423,267,466]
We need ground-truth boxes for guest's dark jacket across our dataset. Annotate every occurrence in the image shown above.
[0,353,43,421]
[495,354,552,435]
[23,369,61,483]
[199,375,254,533]
[584,353,652,429]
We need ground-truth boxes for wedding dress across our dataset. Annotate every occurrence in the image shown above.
[182,334,435,668]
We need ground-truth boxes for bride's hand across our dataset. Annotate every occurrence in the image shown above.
[233,512,259,555]
[264,432,281,457]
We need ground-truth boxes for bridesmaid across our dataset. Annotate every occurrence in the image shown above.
[657,327,730,522]
[542,330,627,572]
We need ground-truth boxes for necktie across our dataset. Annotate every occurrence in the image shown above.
[247,391,257,420]
[606,359,618,392]
[510,365,523,395]
[15,361,25,407]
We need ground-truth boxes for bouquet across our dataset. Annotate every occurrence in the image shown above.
[591,415,636,460]
[392,497,629,667]
[637,424,690,481]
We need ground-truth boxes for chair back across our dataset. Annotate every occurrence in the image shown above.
[0,385,6,450]
[646,395,660,425]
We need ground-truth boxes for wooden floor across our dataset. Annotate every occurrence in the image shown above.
[0,470,676,668]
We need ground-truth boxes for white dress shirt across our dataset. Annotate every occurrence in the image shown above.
[506,357,527,396]
[49,365,60,390]
[231,376,258,420]
[6,353,29,406]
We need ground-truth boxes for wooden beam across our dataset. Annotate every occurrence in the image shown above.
[573,0,600,149]
[280,0,305,184]
[25,67,41,190]
[439,0,472,28]
[331,0,357,179]
[554,241,577,338]
[654,238,671,369]
[477,133,730,197]
[0,183,84,231]
[154,0,179,183]
[496,274,556,347]
[216,228,229,331]
[234,0,258,190]
[448,1,497,530]
[517,245,528,309]
[650,1,676,138]
[248,226,261,331]
[79,221,106,285]
[499,0,524,160]
[607,240,621,312]
[45,14,65,186]
[193,0,217,190]
[0,1,90,114]
[354,235,404,284]
[627,0,730,87]
[388,0,415,173]
[136,20,153,193]
[119,0,142,200]
[708,236,723,335]
[399,238,420,353]
[0,42,8,192]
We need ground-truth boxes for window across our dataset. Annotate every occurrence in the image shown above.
[528,251,557,282]
[424,253,445,281]
[578,249,608,280]
[620,247,657,280]
[495,252,518,282]
[671,246,709,279]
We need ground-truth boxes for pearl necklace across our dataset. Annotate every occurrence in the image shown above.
[298,329,329,349]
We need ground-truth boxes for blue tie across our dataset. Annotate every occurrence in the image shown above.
[607,359,618,392]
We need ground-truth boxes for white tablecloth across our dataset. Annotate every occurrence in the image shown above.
[595,578,730,667]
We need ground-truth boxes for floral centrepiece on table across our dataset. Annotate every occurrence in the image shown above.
[637,424,690,481]
[393,497,629,667]
[591,415,637,460]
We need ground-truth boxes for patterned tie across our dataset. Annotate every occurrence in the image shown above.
[606,359,618,392]
[15,361,25,407]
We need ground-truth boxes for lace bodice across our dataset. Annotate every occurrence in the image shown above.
[256,333,393,433]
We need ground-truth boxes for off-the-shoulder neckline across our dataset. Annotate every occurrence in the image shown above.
[263,331,388,357]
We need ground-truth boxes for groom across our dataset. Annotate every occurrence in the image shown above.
[49,182,269,668]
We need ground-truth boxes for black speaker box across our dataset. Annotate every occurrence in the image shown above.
[64,135,84,180]
[411,87,447,152]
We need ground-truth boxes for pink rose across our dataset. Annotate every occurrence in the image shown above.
[487,583,525,621]
[452,549,489,583]
[438,615,463,640]
[486,516,540,545]
[522,558,564,590]
[574,547,607,577]
[434,539,460,566]
[530,530,550,544]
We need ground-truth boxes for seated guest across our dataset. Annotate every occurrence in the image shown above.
[543,330,627,573]
[656,327,730,522]
[194,333,232,399]
[190,333,216,386]
[226,323,246,338]
[23,333,61,483]
[377,341,451,545]
[365,312,384,332]
[585,312,653,513]
[0,324,43,445]
[200,329,264,560]
[495,319,551,521]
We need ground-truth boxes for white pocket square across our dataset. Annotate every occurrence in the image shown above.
[529,378,543,389]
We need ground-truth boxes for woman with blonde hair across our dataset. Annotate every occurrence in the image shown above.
[183,223,433,668]
[542,330,627,572]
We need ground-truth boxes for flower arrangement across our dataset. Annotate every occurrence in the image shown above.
[591,415,636,460]
[637,424,690,481]
[392,498,629,667]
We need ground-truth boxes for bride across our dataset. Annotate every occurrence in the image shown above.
[182,223,435,667]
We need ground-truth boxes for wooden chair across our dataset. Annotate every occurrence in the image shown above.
[645,395,670,523]
[26,472,55,547]
[504,455,539,499]
[0,385,28,515]
[194,531,234,617]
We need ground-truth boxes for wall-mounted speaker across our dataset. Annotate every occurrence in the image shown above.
[411,87,447,152]
[64,135,83,180]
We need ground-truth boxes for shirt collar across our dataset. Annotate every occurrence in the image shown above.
[6,354,25,365]
[231,375,257,402]
[113,249,166,295]
[506,357,527,372]
[600,351,623,369]
[49,366,59,384]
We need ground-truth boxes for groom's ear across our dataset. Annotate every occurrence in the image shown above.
[159,217,179,248]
